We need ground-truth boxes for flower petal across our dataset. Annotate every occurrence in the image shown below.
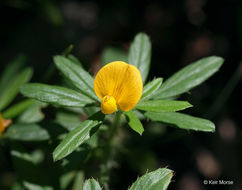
[0,114,5,133]
[101,95,117,114]
[94,61,143,112]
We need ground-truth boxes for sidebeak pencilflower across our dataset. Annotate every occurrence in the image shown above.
[94,61,143,114]
[0,113,11,134]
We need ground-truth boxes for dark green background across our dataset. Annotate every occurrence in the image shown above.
[0,0,241,189]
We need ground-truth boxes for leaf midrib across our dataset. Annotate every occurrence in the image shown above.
[60,59,97,100]
[54,120,93,160]
[160,58,221,92]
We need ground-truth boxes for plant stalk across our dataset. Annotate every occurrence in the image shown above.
[100,111,122,190]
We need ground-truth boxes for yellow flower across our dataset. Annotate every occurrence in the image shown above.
[94,61,143,114]
[0,113,11,134]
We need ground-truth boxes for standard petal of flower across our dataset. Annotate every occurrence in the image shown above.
[94,61,143,112]
[116,64,143,111]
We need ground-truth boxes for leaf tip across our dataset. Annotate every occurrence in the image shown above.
[208,55,224,68]
[207,120,216,133]
[53,150,61,162]
[187,102,193,108]
[138,130,144,136]
[52,155,57,162]
[210,125,216,133]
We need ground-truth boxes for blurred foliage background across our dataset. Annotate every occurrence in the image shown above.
[0,0,241,189]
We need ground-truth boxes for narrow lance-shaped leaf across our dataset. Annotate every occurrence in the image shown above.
[53,111,105,161]
[73,171,84,190]
[128,33,151,82]
[55,111,82,131]
[54,56,98,101]
[125,110,144,135]
[136,100,192,112]
[152,56,224,99]
[141,78,163,100]
[4,123,50,141]
[83,179,102,190]
[11,150,44,165]
[129,168,173,190]
[145,112,215,132]
[2,99,35,119]
[67,54,83,67]
[18,101,47,123]
[0,68,33,111]
[20,83,94,107]
[23,181,53,190]
[60,172,76,190]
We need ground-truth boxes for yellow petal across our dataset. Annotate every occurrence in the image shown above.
[0,113,5,133]
[0,114,11,134]
[101,95,117,114]
[94,61,143,114]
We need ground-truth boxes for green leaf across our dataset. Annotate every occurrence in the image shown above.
[20,83,94,107]
[60,171,76,190]
[72,171,84,190]
[152,56,224,99]
[23,181,53,190]
[132,109,146,120]
[83,179,102,190]
[55,111,82,131]
[136,100,192,112]
[0,68,33,111]
[128,33,151,82]
[145,112,215,132]
[54,55,98,101]
[101,46,127,66]
[141,78,163,100]
[129,168,173,190]
[4,123,50,141]
[18,101,47,123]
[11,150,44,165]
[0,55,26,90]
[2,99,35,119]
[67,54,83,67]
[125,110,144,135]
[53,111,104,161]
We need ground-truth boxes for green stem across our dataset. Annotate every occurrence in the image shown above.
[101,111,122,190]
[109,111,122,143]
